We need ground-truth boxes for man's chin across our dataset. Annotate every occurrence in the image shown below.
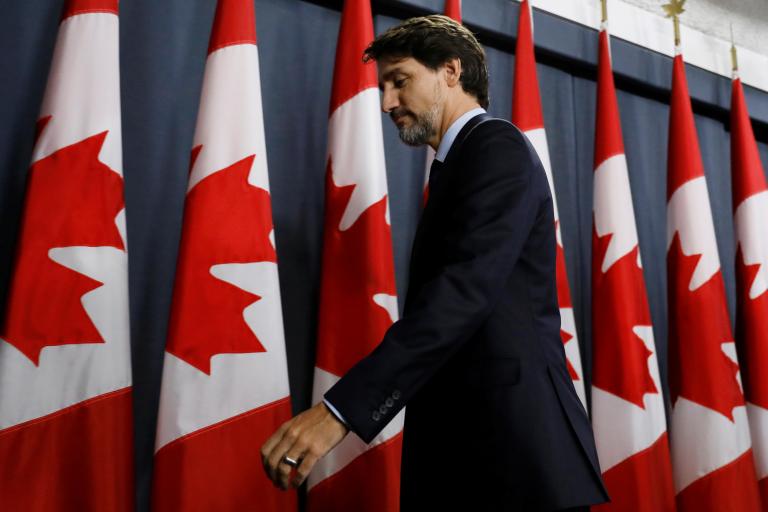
[399,137,425,147]
[397,129,429,147]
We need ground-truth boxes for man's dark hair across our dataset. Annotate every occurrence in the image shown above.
[363,15,490,109]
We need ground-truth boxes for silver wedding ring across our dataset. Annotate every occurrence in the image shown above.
[281,455,299,468]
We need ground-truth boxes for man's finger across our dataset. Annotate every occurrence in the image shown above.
[277,449,306,490]
[261,421,289,466]
[276,454,294,490]
[291,451,320,489]
[262,422,291,483]
[266,424,303,483]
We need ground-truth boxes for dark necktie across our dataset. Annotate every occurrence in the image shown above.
[428,158,444,189]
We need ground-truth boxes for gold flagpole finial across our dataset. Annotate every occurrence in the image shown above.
[601,0,608,23]
[730,23,739,72]
[662,0,686,47]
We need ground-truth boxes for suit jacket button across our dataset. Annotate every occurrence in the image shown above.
[392,390,401,400]
[372,411,381,422]
[385,397,394,407]
[379,405,388,415]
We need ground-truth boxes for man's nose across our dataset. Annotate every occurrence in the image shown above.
[381,88,398,113]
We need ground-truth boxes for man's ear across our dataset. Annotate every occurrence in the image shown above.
[442,57,462,88]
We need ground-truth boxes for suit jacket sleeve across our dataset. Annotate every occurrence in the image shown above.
[325,121,547,443]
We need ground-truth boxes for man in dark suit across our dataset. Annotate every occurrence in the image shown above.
[262,15,608,511]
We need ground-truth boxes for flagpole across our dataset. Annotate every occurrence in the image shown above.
[662,0,686,48]
[730,24,739,74]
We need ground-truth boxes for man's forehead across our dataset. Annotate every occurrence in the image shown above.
[378,56,412,76]
[377,56,431,86]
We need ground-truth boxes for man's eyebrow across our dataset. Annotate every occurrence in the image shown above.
[383,67,401,77]
[378,67,405,90]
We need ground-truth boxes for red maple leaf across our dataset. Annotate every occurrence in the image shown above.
[554,221,573,309]
[668,233,744,420]
[735,245,768,410]
[164,153,276,374]
[315,159,397,376]
[1,129,125,365]
[591,228,657,408]
[555,220,579,380]
[559,327,579,380]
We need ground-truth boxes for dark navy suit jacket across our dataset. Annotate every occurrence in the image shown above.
[325,114,609,511]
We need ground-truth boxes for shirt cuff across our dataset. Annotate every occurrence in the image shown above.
[323,399,350,428]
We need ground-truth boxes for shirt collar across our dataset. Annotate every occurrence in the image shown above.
[434,107,487,162]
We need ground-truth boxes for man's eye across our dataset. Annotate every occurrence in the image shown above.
[394,78,406,88]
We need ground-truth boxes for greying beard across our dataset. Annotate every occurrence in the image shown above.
[397,102,439,147]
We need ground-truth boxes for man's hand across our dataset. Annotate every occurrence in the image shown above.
[261,402,349,490]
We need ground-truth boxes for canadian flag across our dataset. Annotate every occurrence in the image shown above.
[444,0,462,22]
[306,0,403,511]
[512,0,586,408]
[0,0,134,509]
[666,50,761,511]
[151,1,295,509]
[590,24,675,511]
[423,0,462,205]
[731,71,768,504]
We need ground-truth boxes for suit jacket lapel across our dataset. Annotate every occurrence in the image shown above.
[442,112,493,170]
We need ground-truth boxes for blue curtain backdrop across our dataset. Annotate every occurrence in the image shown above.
[2,0,768,510]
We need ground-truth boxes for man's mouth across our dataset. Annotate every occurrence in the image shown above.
[391,111,411,126]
